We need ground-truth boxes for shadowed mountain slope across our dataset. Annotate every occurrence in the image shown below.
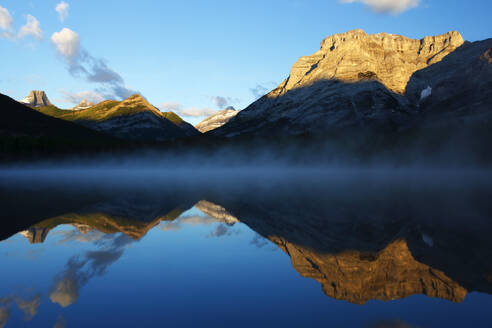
[405,37,492,124]
[0,93,121,155]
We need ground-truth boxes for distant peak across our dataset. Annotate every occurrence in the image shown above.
[20,90,52,107]
[224,106,237,111]
[73,99,95,110]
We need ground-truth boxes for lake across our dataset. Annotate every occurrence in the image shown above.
[0,168,491,327]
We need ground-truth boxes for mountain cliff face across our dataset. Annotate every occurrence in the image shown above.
[281,29,463,95]
[195,107,238,133]
[20,90,53,107]
[210,30,484,137]
[35,94,200,141]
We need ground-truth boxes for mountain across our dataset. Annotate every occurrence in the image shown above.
[206,185,492,304]
[0,93,119,155]
[405,37,492,125]
[211,30,477,137]
[20,90,53,107]
[195,107,239,133]
[35,94,200,141]
[73,99,95,110]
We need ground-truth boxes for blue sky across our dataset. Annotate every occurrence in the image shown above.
[1,0,491,124]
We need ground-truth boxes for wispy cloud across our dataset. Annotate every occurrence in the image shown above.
[210,96,239,109]
[159,102,217,118]
[250,82,277,100]
[51,28,137,100]
[17,14,42,40]
[0,294,41,326]
[339,0,420,15]
[250,233,269,248]
[50,233,134,308]
[53,226,106,243]
[159,214,217,232]
[0,5,14,39]
[206,223,240,238]
[14,295,41,321]
[250,84,269,99]
[55,1,69,22]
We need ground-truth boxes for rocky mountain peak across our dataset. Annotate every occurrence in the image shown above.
[195,107,239,133]
[73,99,95,110]
[20,90,52,107]
[117,93,162,115]
[280,30,464,95]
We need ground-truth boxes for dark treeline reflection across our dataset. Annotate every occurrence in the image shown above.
[1,169,492,304]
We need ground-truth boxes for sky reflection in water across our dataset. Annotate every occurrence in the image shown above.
[0,170,491,327]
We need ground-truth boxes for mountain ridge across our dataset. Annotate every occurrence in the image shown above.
[210,29,488,138]
[31,93,200,141]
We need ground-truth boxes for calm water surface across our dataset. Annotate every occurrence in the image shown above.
[0,169,491,327]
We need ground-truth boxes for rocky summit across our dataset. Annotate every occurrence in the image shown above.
[282,29,464,95]
[73,99,95,110]
[195,106,238,133]
[210,30,480,137]
[20,90,53,107]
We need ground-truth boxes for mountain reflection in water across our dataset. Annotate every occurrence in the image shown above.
[0,169,491,327]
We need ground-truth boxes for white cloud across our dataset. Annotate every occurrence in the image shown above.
[17,14,42,40]
[51,27,80,61]
[0,5,14,39]
[60,90,105,105]
[159,102,217,117]
[51,28,136,100]
[211,96,228,108]
[55,1,69,22]
[159,102,183,112]
[340,0,420,15]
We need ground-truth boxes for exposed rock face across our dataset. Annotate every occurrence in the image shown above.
[211,30,466,137]
[20,90,53,107]
[283,29,463,95]
[196,107,238,133]
[73,100,95,110]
